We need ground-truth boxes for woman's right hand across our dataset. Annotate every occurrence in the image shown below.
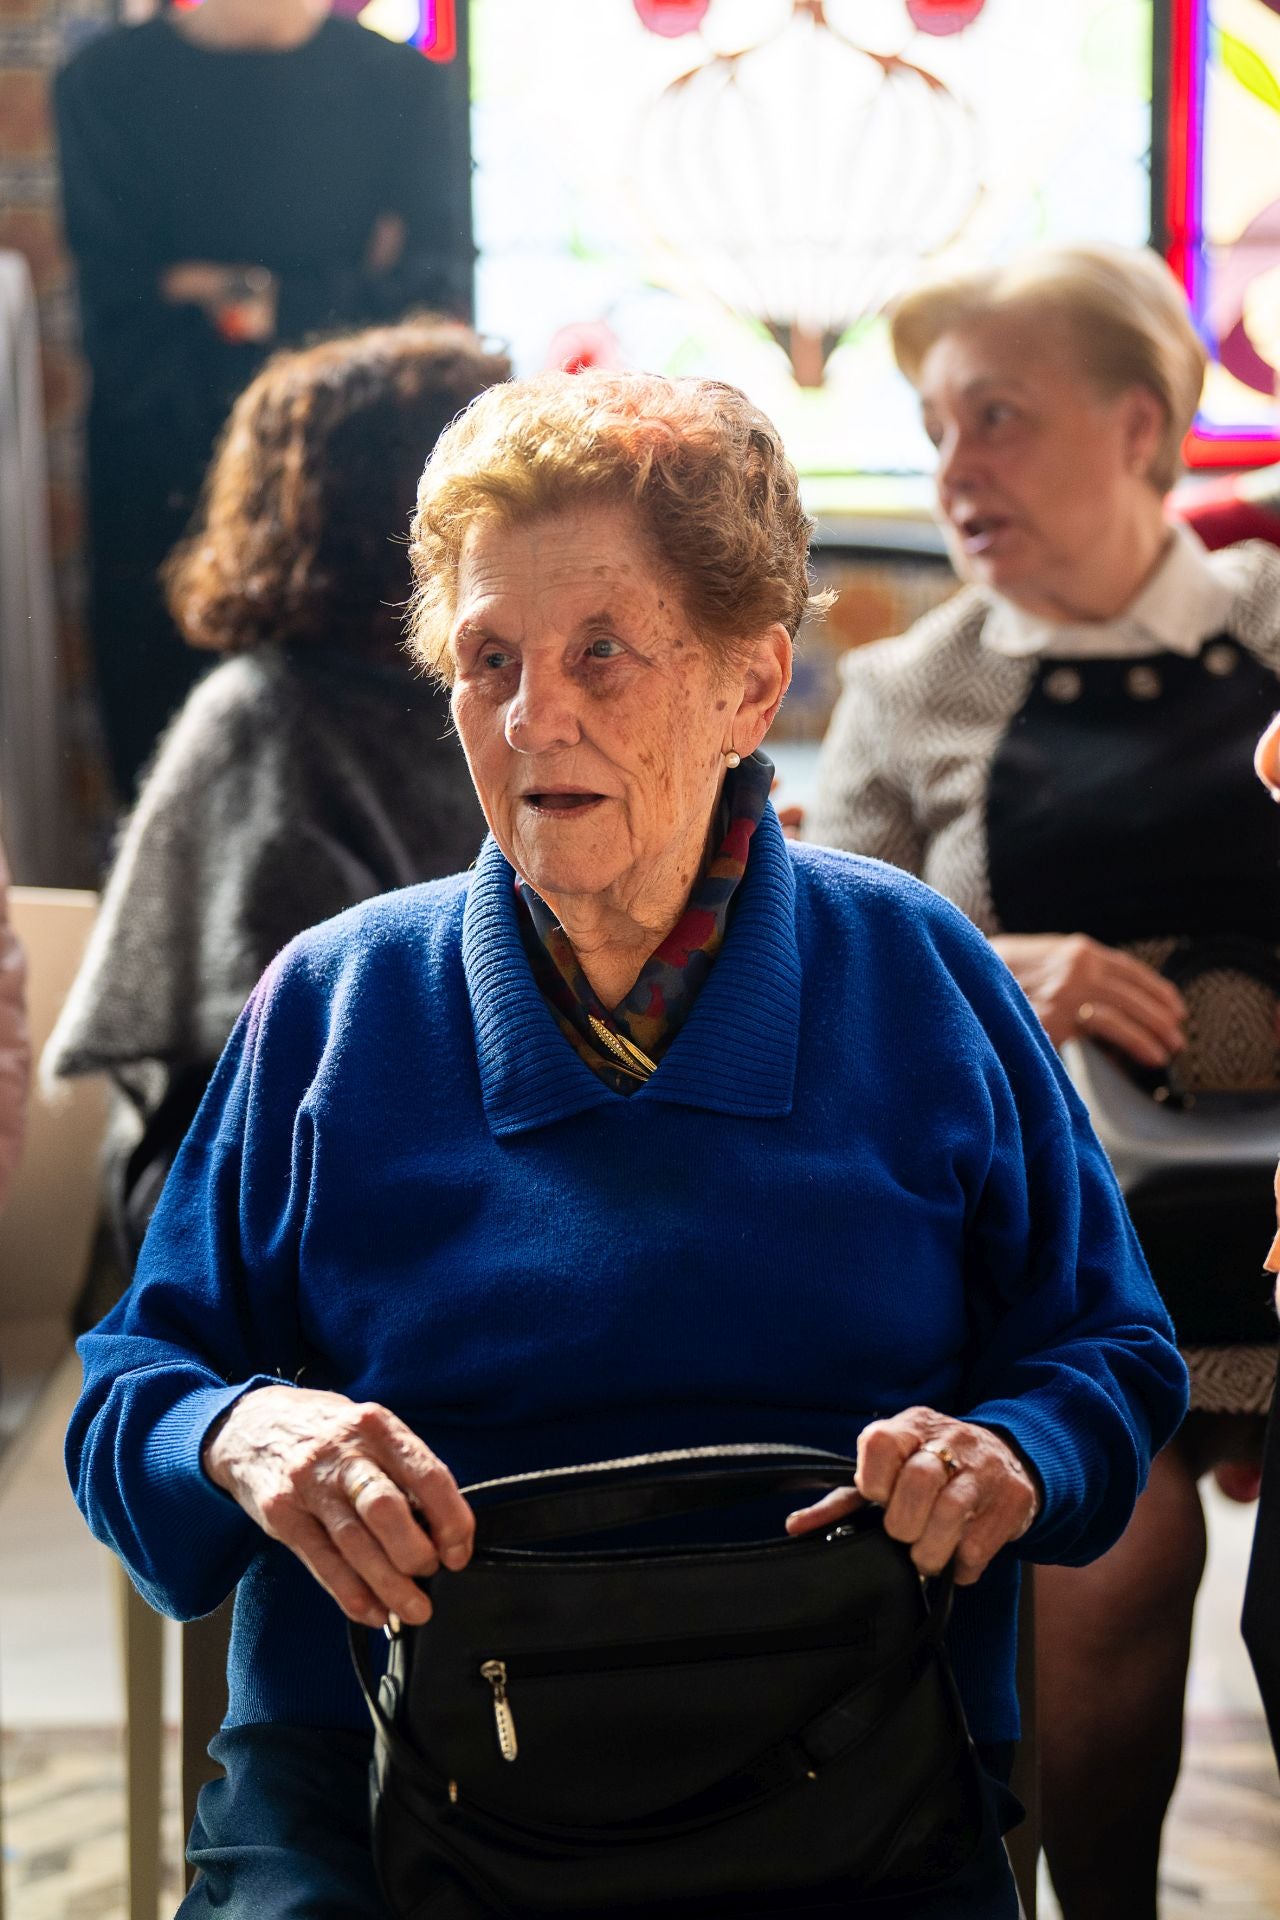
[201,1385,475,1629]
[990,932,1187,1066]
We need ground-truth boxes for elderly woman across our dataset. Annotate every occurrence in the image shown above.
[810,245,1280,1920]
[68,371,1185,1919]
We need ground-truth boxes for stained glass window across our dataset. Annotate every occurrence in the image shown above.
[1163,0,1280,465]
[472,0,1154,513]
[167,0,457,59]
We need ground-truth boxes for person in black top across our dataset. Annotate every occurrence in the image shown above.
[54,0,473,800]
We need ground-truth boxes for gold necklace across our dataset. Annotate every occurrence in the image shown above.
[586,1014,657,1082]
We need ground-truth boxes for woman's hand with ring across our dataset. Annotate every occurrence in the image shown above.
[785,1407,1041,1586]
[990,931,1186,1065]
[201,1385,475,1628]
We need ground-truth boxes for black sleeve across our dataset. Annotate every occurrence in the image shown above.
[274,47,474,335]
[53,46,223,419]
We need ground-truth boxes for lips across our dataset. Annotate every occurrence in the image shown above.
[522,791,605,815]
[952,512,1014,556]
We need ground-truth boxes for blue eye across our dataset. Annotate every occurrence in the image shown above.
[586,637,623,660]
[481,649,512,671]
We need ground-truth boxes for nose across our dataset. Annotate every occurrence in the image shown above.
[504,657,582,756]
[933,423,982,506]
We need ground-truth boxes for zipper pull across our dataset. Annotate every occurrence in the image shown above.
[480,1659,518,1762]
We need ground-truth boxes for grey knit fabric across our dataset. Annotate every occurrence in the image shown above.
[808,543,1280,935]
[46,644,484,1105]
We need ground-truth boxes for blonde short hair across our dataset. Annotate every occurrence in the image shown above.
[407,370,823,682]
[891,246,1207,496]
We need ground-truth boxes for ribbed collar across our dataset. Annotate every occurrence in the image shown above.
[461,803,802,1137]
[981,521,1252,661]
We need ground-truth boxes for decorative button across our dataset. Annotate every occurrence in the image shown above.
[1203,642,1238,677]
[1125,664,1162,700]
[1043,666,1082,703]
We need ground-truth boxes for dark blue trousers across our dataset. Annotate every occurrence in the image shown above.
[178,1725,1021,1919]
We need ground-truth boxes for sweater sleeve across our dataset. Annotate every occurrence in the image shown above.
[937,911,1189,1563]
[807,646,926,870]
[53,46,219,422]
[64,957,322,1619]
[274,48,474,336]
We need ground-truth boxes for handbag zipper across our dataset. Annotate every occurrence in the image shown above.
[479,1659,519,1761]
[475,1618,875,1765]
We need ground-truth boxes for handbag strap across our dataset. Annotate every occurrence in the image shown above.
[347,1560,955,1847]
[463,1444,860,1550]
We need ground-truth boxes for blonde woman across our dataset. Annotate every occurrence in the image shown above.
[811,245,1280,1920]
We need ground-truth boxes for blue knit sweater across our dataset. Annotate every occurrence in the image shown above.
[67,808,1187,1743]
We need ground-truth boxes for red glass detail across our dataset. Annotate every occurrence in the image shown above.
[544,321,624,375]
[904,0,986,34]
[632,0,712,37]
[420,0,458,61]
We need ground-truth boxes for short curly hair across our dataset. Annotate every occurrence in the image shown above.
[164,317,512,654]
[891,246,1207,497]
[407,371,825,682]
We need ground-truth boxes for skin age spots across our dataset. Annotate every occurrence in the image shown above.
[448,502,789,1008]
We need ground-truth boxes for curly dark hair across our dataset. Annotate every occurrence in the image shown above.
[164,317,512,654]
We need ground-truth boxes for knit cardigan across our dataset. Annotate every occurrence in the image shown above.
[66,808,1188,1745]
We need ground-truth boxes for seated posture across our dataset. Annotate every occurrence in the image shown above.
[46,318,504,1269]
[67,371,1186,1918]
[810,244,1280,1920]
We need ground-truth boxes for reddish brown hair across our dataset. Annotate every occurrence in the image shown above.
[165,317,511,654]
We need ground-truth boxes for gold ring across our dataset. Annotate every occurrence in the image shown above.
[1076,1001,1096,1027]
[348,1471,381,1507]
[920,1441,962,1477]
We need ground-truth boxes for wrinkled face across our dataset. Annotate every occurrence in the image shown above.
[449,504,746,909]
[919,313,1156,617]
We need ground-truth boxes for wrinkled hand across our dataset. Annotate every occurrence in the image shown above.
[202,1385,474,1628]
[785,1407,1041,1586]
[991,931,1186,1066]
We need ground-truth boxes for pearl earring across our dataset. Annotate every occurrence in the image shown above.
[725,750,742,768]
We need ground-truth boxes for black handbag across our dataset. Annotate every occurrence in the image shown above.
[348,1444,987,1918]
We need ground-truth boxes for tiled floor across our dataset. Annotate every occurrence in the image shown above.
[2,1358,1278,1918]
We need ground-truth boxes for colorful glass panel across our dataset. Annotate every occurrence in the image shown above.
[472,0,1154,510]
[169,0,456,59]
[1165,0,1280,465]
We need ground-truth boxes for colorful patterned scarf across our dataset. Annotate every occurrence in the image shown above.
[516,750,774,1094]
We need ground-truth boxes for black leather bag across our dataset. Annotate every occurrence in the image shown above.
[348,1445,986,1918]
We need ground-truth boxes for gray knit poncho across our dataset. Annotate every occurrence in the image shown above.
[46,643,485,1107]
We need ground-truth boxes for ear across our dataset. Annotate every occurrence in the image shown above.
[1120,385,1166,486]
[729,623,793,754]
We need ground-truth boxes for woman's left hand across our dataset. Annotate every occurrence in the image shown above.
[785,1407,1041,1586]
